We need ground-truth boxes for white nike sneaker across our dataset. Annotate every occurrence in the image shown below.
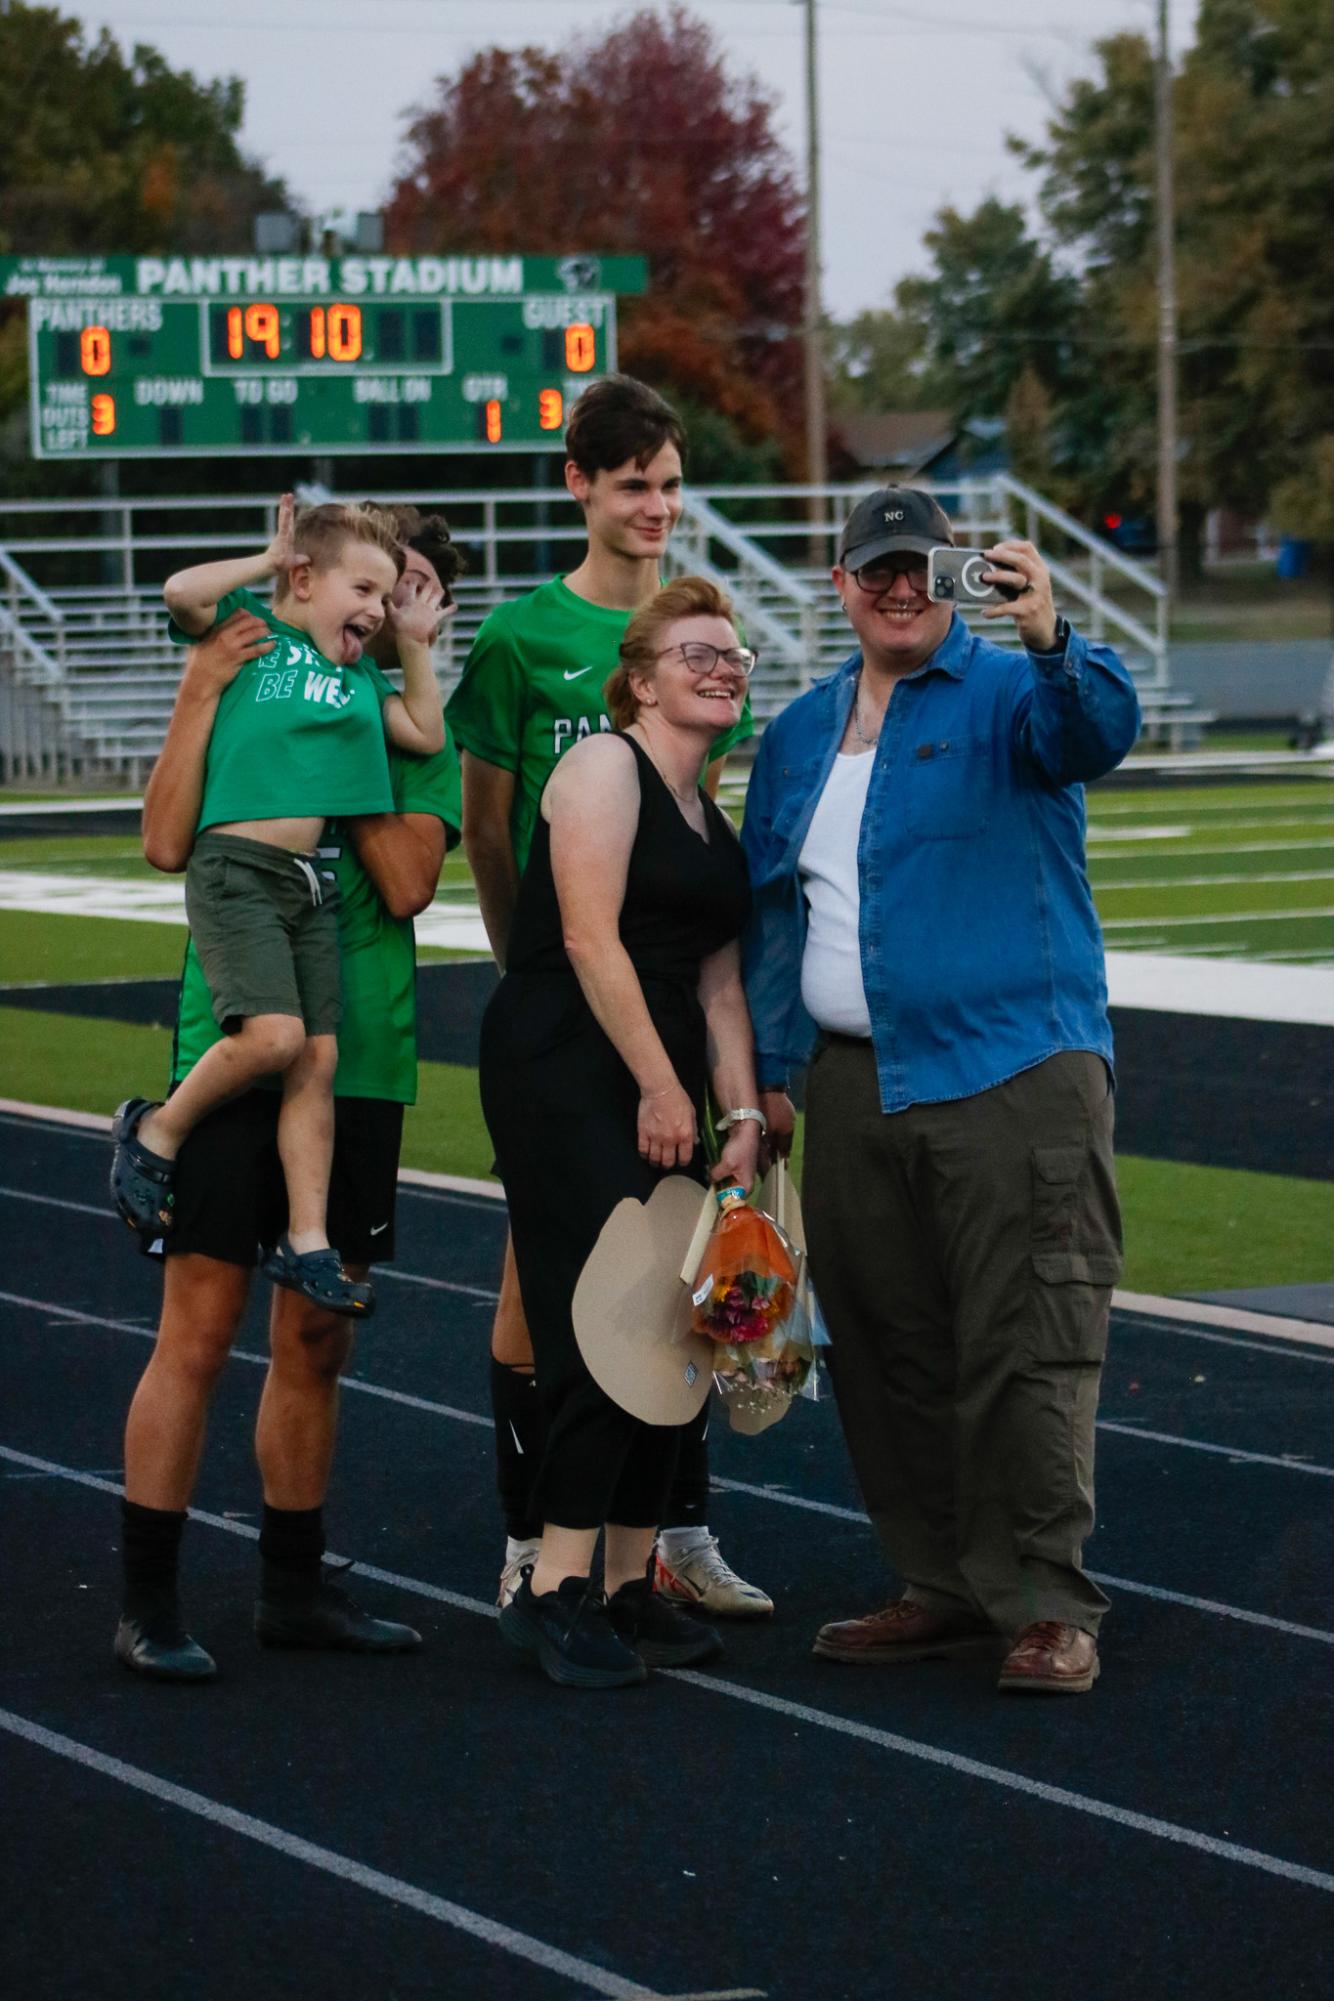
[497,1539,542,1609]
[654,1535,774,1619]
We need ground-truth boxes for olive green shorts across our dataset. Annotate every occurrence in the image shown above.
[184,831,341,1036]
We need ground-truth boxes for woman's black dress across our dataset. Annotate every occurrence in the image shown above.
[479,735,751,1531]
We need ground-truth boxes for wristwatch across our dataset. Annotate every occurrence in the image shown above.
[1030,615,1071,658]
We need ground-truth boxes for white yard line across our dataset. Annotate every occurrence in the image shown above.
[1103,906,1334,929]
[1096,871,1334,891]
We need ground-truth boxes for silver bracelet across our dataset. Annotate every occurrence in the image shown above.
[716,1105,769,1136]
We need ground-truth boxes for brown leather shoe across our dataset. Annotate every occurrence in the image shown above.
[813,1598,1002,1665]
[998,1620,1099,1694]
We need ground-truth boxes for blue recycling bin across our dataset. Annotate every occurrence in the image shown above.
[1276,536,1311,580]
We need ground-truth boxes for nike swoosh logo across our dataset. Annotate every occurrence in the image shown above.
[369,1222,390,1236]
[562,666,595,681]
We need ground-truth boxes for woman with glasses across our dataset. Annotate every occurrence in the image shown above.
[479,575,764,1689]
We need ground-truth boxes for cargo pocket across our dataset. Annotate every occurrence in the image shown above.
[1027,1142,1121,1362]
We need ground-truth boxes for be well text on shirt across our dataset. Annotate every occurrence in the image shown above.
[253,636,354,710]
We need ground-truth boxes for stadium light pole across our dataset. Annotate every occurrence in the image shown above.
[799,0,829,558]
[1155,0,1180,602]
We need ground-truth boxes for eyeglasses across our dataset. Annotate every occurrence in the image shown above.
[656,641,758,679]
[849,554,928,593]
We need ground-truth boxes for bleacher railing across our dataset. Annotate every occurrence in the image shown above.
[0,477,1175,780]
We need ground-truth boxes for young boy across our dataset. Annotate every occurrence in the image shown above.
[446,374,770,1618]
[110,496,445,1319]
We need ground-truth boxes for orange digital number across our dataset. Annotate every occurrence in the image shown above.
[484,399,503,444]
[328,304,362,362]
[228,302,282,360]
[538,388,564,431]
[80,326,112,377]
[91,393,116,436]
[564,323,596,373]
[308,306,327,359]
[245,303,281,358]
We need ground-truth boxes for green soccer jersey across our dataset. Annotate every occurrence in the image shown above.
[169,587,395,831]
[172,663,461,1105]
[444,574,753,872]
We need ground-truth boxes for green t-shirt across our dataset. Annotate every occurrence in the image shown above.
[172,664,462,1105]
[169,587,395,831]
[444,575,754,871]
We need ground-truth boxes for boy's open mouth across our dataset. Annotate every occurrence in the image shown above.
[340,620,374,662]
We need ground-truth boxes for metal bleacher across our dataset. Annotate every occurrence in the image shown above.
[0,476,1197,783]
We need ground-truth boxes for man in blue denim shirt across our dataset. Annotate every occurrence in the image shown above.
[742,488,1140,1695]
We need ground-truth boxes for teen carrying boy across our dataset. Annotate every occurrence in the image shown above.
[115,506,462,1681]
[446,374,772,1619]
[110,497,445,1319]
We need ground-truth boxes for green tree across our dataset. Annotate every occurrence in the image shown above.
[1014,1,1334,558]
[0,4,289,254]
[0,4,294,487]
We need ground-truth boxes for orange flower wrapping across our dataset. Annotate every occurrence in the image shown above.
[689,1189,798,1345]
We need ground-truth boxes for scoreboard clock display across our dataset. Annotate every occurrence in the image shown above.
[0,253,646,459]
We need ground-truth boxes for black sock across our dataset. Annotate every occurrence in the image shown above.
[259,1504,325,1592]
[663,1404,710,1531]
[490,1358,545,1541]
[120,1500,186,1616]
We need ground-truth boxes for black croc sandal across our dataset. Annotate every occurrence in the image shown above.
[262,1238,376,1318]
[110,1098,176,1234]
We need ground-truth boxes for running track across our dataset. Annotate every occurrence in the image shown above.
[2,1106,1331,2000]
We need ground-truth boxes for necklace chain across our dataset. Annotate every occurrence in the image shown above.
[851,678,880,747]
[633,730,702,807]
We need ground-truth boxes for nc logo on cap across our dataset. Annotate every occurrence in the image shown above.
[884,509,905,523]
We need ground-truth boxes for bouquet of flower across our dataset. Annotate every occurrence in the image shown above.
[688,1181,816,1431]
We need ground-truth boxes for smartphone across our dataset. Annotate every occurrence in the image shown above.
[926,548,1022,605]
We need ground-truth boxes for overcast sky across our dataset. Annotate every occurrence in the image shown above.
[74,0,1200,320]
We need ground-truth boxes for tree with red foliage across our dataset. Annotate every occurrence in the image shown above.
[385,5,807,472]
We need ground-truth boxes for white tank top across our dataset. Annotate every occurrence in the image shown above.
[798,749,874,1039]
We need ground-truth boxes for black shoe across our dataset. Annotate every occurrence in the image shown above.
[498,1569,648,1689]
[254,1569,421,1653]
[607,1575,724,1668]
[114,1600,216,1682]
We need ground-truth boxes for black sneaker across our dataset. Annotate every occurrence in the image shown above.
[254,1569,421,1653]
[498,1570,647,1689]
[114,1598,216,1682]
[607,1575,724,1668]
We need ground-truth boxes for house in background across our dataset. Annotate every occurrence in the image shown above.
[830,409,1009,489]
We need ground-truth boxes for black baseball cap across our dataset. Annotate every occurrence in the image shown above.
[837,487,954,570]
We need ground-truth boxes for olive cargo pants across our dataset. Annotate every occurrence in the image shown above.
[802,1044,1122,1638]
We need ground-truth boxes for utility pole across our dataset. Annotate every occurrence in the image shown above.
[1155,0,1179,601]
[800,0,828,558]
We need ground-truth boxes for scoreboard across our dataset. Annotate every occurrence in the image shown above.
[0,252,647,460]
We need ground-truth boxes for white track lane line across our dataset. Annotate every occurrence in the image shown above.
[12,1098,1334,1345]
[663,1672,1334,1897]
[703,1478,1334,1648]
[3,1137,1332,1352]
[1096,1421,1334,1476]
[2,1296,1329,1650]
[2,1442,1331,1902]
[0,1706,663,2000]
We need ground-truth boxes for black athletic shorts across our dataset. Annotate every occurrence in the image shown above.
[157,1090,405,1268]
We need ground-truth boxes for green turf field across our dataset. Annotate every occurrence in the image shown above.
[1,774,1331,1298]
